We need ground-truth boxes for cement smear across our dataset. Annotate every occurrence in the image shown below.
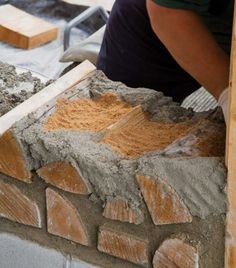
[0,62,45,117]
[16,124,142,210]
[137,156,227,219]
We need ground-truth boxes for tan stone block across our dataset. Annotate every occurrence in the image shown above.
[37,162,90,195]
[153,238,199,268]
[46,188,90,246]
[136,174,192,225]
[0,130,31,182]
[0,181,41,227]
[98,225,149,266]
[103,198,143,224]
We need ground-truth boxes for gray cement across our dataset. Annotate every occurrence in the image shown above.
[88,72,195,123]
[9,71,227,224]
[0,62,45,117]
[17,125,143,210]
[137,156,227,219]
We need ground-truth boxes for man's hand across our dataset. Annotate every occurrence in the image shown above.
[218,87,229,124]
[146,0,230,100]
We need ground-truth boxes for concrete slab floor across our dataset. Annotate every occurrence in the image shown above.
[0,233,100,268]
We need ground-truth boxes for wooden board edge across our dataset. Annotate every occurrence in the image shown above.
[0,60,96,135]
[0,24,29,49]
[225,1,236,268]
[27,28,59,49]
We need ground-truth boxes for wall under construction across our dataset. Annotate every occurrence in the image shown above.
[0,67,227,268]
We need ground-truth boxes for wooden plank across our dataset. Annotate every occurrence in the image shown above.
[225,1,236,268]
[0,4,58,49]
[62,0,115,11]
[0,60,96,135]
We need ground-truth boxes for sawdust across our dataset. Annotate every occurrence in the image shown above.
[101,119,193,157]
[45,92,133,132]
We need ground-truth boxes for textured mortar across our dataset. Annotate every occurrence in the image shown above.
[0,62,45,117]
[137,156,227,219]
[9,71,227,222]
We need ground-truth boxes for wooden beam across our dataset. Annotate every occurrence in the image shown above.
[62,0,115,11]
[225,1,236,267]
[0,4,58,49]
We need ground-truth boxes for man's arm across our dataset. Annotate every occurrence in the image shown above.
[146,0,230,100]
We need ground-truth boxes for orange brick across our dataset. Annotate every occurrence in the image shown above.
[46,188,90,246]
[136,174,192,225]
[37,162,90,195]
[103,198,143,224]
[153,238,199,268]
[0,181,41,227]
[0,130,31,182]
[98,225,149,267]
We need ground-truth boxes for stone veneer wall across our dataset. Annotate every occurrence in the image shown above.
[0,71,227,268]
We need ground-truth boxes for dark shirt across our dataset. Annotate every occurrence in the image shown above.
[97,0,233,102]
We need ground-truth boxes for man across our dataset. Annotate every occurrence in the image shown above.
[97,0,234,122]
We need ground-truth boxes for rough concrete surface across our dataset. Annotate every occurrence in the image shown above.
[0,62,45,117]
[137,156,227,219]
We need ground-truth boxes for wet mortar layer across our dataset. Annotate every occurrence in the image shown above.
[0,70,227,268]
[0,62,45,117]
